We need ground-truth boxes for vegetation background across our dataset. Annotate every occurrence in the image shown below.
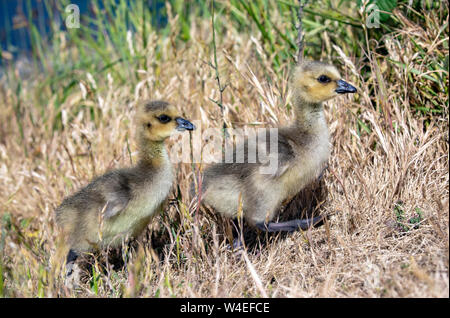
[0,0,448,297]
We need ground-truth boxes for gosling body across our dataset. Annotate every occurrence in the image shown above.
[199,61,356,231]
[56,160,172,251]
[55,100,194,271]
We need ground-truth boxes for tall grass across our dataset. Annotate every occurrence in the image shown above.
[2,1,447,124]
[0,0,448,297]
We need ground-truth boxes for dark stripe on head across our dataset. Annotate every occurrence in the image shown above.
[144,100,170,112]
[301,61,331,72]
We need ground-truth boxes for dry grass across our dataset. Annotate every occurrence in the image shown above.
[0,11,448,298]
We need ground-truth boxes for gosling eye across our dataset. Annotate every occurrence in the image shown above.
[157,115,171,123]
[317,75,331,84]
[146,122,152,128]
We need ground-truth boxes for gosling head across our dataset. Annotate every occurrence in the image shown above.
[292,61,357,104]
[136,100,195,142]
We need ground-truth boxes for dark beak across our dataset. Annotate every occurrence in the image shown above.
[175,117,195,131]
[336,79,357,94]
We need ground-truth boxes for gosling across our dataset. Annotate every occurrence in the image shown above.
[198,61,356,232]
[55,100,195,274]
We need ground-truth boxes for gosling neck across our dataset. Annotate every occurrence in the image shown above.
[292,97,326,135]
[138,138,167,169]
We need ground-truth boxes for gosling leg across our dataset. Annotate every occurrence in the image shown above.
[230,218,245,252]
[318,163,328,181]
[255,215,324,232]
[65,249,79,277]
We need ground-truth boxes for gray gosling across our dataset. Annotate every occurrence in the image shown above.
[199,61,356,232]
[55,100,195,275]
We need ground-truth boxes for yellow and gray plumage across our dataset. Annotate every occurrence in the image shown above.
[55,100,195,274]
[198,61,357,232]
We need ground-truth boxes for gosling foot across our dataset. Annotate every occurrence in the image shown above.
[255,215,325,232]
